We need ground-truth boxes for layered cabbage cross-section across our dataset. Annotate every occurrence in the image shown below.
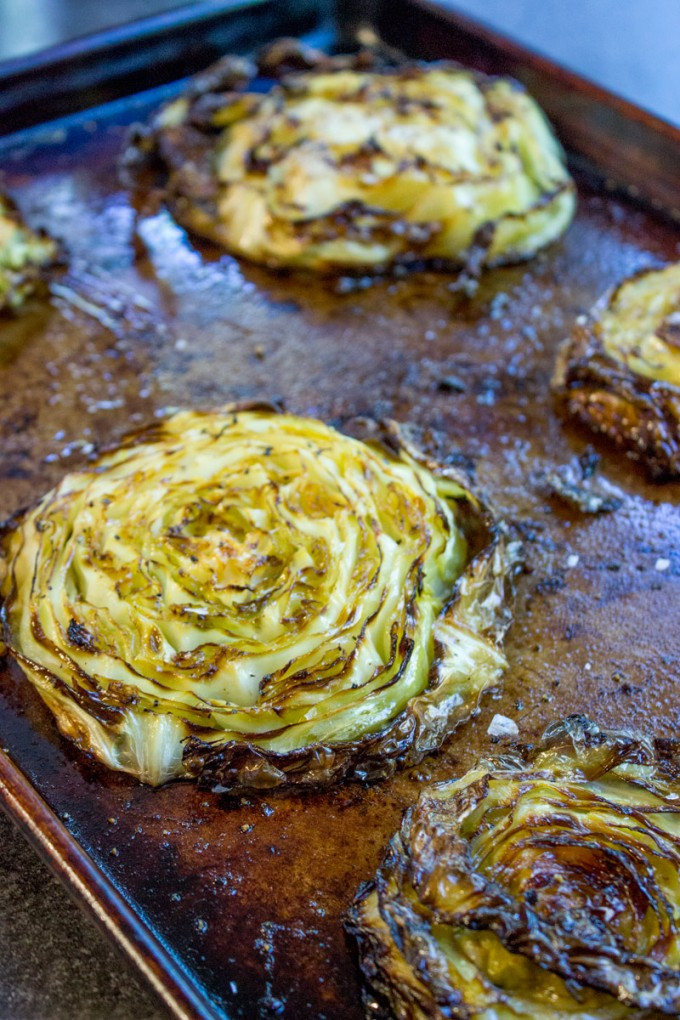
[0,407,515,789]
[134,43,575,272]
[349,715,680,1018]
[554,263,680,480]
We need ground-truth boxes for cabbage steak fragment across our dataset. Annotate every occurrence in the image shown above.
[0,195,57,313]
[132,42,575,273]
[554,263,680,480]
[348,715,680,1018]
[0,407,516,789]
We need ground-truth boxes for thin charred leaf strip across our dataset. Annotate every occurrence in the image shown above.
[533,461,624,514]
[66,619,98,652]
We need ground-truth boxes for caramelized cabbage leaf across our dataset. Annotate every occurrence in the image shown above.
[0,195,57,313]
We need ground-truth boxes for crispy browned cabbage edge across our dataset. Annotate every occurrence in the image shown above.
[348,715,680,1018]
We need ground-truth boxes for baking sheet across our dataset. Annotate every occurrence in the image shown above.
[1,5,679,1018]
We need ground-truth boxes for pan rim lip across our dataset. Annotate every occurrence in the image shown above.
[0,745,225,1020]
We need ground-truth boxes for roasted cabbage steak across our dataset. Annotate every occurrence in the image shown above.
[348,715,680,1018]
[554,263,680,480]
[0,195,57,313]
[0,406,516,789]
[131,42,575,273]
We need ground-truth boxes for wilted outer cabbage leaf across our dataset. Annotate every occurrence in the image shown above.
[0,407,516,789]
[0,195,57,313]
[348,715,680,1018]
[554,263,680,480]
[143,51,575,272]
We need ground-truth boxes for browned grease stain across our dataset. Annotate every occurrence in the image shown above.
[0,106,679,1019]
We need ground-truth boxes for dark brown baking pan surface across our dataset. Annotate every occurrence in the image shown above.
[1,2,679,1018]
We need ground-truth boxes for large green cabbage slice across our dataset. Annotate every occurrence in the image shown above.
[0,407,515,789]
[137,46,575,272]
[348,716,680,1018]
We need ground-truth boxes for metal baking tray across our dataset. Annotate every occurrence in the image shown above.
[1,1,679,1017]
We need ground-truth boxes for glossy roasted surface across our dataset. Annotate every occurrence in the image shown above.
[0,91,679,1018]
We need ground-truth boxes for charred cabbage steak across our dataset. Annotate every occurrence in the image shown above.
[0,406,516,789]
[554,262,680,480]
[131,41,575,273]
[348,715,680,1018]
[0,195,57,313]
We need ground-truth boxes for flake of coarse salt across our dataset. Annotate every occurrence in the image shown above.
[487,714,519,739]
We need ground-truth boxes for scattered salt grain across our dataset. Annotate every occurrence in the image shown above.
[487,714,519,739]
